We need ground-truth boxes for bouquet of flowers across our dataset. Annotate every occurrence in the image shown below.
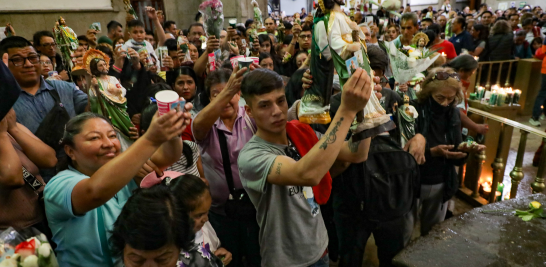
[199,0,224,39]
[384,41,440,84]
[0,228,58,267]
[123,0,138,20]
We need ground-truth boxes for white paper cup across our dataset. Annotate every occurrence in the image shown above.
[155,90,180,116]
[248,57,259,65]
[238,58,253,74]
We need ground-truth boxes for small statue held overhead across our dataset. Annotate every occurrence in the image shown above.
[396,95,418,147]
[54,16,78,69]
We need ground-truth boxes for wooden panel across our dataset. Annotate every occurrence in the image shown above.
[513,58,542,116]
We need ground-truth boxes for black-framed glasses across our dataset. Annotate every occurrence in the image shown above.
[9,55,40,67]
[41,42,57,48]
[299,34,312,40]
[433,72,460,81]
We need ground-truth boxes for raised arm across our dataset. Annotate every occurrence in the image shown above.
[70,107,191,215]
[146,7,167,46]
[194,37,220,77]
[267,68,372,186]
[192,66,247,141]
[6,109,56,168]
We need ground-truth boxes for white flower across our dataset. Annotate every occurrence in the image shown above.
[381,0,401,11]
[407,57,416,67]
[21,255,38,267]
[38,243,52,258]
[409,51,421,59]
[0,259,17,267]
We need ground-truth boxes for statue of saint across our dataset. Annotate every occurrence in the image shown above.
[85,50,135,141]
[54,17,78,68]
[411,32,430,52]
[397,95,418,147]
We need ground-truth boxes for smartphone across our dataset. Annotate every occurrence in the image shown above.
[365,15,374,23]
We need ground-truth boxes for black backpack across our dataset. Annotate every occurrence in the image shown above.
[34,88,71,151]
[361,135,420,222]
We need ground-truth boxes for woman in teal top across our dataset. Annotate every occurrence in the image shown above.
[44,105,192,267]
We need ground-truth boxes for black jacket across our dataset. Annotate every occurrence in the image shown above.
[413,99,466,201]
[485,33,514,61]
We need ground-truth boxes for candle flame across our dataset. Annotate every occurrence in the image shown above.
[474,56,479,60]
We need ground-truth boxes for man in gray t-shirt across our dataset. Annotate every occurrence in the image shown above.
[237,68,377,267]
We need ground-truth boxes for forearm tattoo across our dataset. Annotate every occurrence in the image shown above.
[348,138,361,153]
[319,117,344,150]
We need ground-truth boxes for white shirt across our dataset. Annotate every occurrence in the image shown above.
[124,39,161,70]
[194,221,221,252]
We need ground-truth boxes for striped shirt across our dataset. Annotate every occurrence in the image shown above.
[167,141,200,176]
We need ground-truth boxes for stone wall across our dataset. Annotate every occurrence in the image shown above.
[0,0,268,41]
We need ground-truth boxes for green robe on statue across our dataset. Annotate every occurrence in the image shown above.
[89,76,134,140]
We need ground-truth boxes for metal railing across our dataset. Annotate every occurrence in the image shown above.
[473,60,518,89]
[461,107,546,204]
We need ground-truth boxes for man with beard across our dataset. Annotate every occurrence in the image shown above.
[88,57,135,140]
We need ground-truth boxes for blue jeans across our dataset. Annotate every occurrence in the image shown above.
[308,253,329,267]
[532,74,546,119]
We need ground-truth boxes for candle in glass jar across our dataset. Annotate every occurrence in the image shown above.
[505,91,513,104]
[513,90,521,104]
[477,87,485,99]
[497,92,506,106]
[489,91,498,106]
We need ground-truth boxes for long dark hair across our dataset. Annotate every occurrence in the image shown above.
[57,112,113,172]
[110,185,194,257]
[90,58,107,77]
[167,67,200,102]
[472,23,489,42]
[258,34,281,73]
[140,104,194,169]
[167,174,209,212]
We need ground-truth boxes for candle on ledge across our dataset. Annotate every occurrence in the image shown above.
[477,86,485,99]
[496,182,504,201]
[513,89,521,104]
[489,90,498,106]
[441,52,446,57]
[497,90,506,106]
[505,88,514,104]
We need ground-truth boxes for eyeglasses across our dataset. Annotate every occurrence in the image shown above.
[9,55,40,67]
[40,61,52,66]
[41,43,57,48]
[299,34,312,40]
[433,72,460,81]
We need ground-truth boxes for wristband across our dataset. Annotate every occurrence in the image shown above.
[112,65,122,73]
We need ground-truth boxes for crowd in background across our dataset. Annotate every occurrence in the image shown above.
[0,1,545,266]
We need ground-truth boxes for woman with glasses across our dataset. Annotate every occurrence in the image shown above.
[407,67,485,236]
[39,54,62,80]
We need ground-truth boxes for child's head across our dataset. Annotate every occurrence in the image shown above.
[128,20,146,43]
[169,174,211,233]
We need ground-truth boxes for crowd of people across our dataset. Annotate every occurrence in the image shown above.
[0,0,544,266]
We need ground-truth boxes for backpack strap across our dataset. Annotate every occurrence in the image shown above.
[217,128,236,197]
[44,80,63,105]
